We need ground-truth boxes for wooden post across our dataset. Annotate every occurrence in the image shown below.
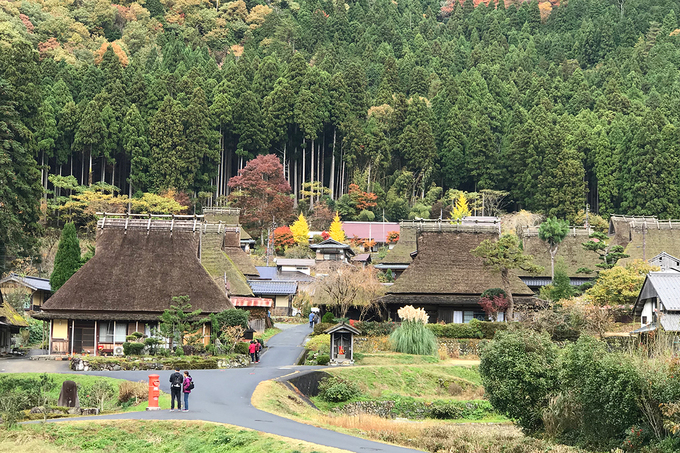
[48,319,53,356]
[350,332,354,362]
[94,320,98,357]
[70,320,74,355]
[113,320,116,353]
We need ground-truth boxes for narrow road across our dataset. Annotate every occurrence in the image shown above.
[43,324,422,452]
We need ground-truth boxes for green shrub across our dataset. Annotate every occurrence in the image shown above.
[321,312,335,323]
[234,342,249,355]
[429,400,494,420]
[391,320,437,355]
[560,336,643,448]
[479,329,559,433]
[306,334,330,353]
[316,354,330,366]
[174,346,184,357]
[26,318,45,345]
[318,376,361,402]
[425,323,483,339]
[122,342,145,355]
[355,321,398,336]
[313,322,334,336]
[476,321,508,339]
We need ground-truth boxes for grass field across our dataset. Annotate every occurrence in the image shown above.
[1,373,171,413]
[251,380,583,453]
[0,420,350,453]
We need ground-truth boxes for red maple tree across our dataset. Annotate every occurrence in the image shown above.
[479,294,509,322]
[274,226,295,253]
[228,154,294,239]
[348,184,378,211]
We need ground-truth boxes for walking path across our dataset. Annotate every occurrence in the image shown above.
[14,324,421,452]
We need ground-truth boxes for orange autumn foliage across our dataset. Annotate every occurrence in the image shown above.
[95,42,129,67]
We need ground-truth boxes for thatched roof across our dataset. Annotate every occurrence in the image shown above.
[203,207,240,224]
[40,229,232,316]
[384,231,534,304]
[621,227,680,264]
[379,224,417,265]
[522,232,602,278]
[200,231,254,296]
[0,292,28,328]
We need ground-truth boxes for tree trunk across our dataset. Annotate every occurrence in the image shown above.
[320,132,325,203]
[217,126,222,200]
[310,138,314,209]
[302,138,306,206]
[101,156,105,184]
[226,139,233,198]
[330,128,336,200]
[293,155,298,208]
[502,271,514,321]
[88,147,93,186]
[283,142,287,184]
[550,247,558,280]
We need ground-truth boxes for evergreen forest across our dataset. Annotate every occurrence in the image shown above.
[2,0,680,262]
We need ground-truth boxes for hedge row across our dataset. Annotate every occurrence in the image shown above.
[314,320,508,339]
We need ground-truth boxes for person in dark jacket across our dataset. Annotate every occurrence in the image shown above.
[169,367,183,411]
[182,371,192,412]
[254,340,261,363]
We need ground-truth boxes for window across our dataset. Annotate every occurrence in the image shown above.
[453,311,463,323]
[99,322,128,343]
[463,311,474,323]
[642,316,648,325]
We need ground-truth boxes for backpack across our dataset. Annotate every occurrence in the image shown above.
[187,377,194,391]
[171,372,182,388]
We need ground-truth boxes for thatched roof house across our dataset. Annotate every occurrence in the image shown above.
[383,229,534,323]
[35,217,233,355]
[375,223,418,278]
[609,216,680,264]
[0,291,28,353]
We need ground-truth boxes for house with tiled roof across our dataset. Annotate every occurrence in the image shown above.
[0,273,52,311]
[632,271,680,334]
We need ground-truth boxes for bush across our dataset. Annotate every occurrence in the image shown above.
[318,376,361,402]
[118,380,148,403]
[321,312,335,323]
[316,354,330,366]
[476,321,508,339]
[123,342,145,356]
[313,322,334,336]
[426,322,483,339]
[174,346,184,357]
[234,341,249,355]
[391,320,437,355]
[430,400,495,420]
[80,380,115,411]
[306,334,330,354]
[479,329,559,433]
[355,321,398,337]
[560,336,643,448]
[211,309,250,330]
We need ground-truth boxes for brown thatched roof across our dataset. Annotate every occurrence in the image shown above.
[379,225,417,265]
[384,231,534,302]
[522,233,602,278]
[40,230,232,315]
[621,228,680,264]
[224,246,259,277]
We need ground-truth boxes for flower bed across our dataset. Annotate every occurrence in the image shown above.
[70,354,249,371]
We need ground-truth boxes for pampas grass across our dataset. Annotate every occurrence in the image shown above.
[391,306,437,355]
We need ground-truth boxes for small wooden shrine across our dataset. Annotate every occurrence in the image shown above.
[324,322,361,364]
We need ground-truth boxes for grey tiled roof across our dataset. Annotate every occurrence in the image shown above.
[0,273,51,292]
[660,313,680,331]
[248,280,298,295]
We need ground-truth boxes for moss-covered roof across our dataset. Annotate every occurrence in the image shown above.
[0,292,28,327]
[200,232,254,296]
[378,225,417,265]
[620,228,680,265]
[522,233,602,278]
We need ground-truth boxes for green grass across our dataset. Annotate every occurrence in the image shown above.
[323,365,483,399]
[1,373,171,413]
[0,420,348,452]
[354,352,439,366]
[259,327,282,343]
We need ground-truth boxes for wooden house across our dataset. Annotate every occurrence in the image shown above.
[0,291,28,354]
[33,215,233,355]
[632,271,680,333]
[382,227,535,323]
[0,273,52,311]
[310,238,355,263]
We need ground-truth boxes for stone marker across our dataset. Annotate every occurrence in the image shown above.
[57,380,80,408]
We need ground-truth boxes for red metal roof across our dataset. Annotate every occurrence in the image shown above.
[230,297,273,307]
[341,222,400,243]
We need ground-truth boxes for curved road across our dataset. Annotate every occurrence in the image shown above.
[56,324,422,452]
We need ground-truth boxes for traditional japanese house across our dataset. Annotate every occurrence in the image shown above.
[632,271,680,333]
[230,296,273,332]
[310,238,355,263]
[0,273,52,311]
[374,223,418,279]
[33,215,233,355]
[382,225,535,323]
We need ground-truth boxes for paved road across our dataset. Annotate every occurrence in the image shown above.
[29,324,422,453]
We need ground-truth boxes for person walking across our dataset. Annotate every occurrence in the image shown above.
[182,371,193,412]
[248,340,257,363]
[255,340,262,363]
[309,311,315,328]
[169,367,183,411]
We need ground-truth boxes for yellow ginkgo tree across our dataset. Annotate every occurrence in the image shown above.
[450,192,471,222]
[328,212,345,242]
[290,213,310,245]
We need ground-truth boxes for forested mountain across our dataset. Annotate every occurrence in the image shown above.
[1,0,680,261]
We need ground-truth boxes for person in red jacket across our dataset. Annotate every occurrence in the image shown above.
[248,340,257,363]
